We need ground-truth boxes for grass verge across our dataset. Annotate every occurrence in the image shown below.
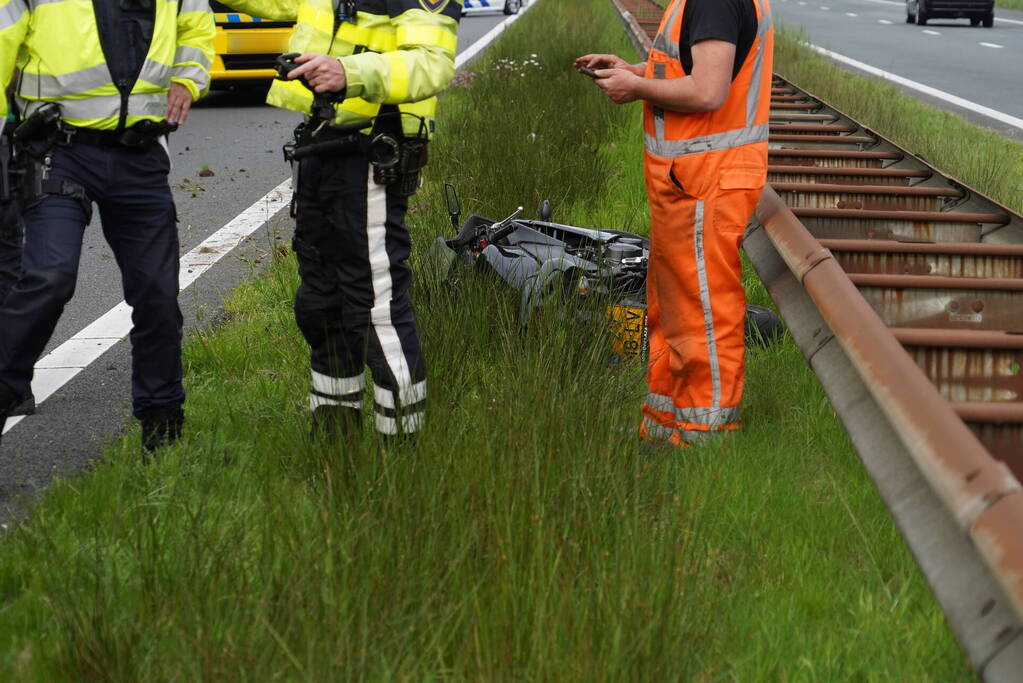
[0,0,969,679]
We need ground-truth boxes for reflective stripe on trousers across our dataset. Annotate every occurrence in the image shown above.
[309,369,364,410]
[292,146,427,435]
[643,162,756,443]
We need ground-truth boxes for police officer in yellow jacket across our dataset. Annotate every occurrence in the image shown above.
[224,0,461,441]
[0,0,215,451]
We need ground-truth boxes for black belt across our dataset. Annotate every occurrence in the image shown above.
[289,120,372,161]
[63,126,125,147]
[63,124,171,149]
[291,133,369,161]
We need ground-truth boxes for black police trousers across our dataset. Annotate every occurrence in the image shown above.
[0,141,183,416]
[0,197,22,302]
[294,145,426,435]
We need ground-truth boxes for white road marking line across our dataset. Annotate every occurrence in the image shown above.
[980,42,1003,48]
[861,0,1023,24]
[3,1,540,437]
[456,0,537,67]
[798,1,806,5]
[878,19,893,24]
[923,29,940,35]
[820,6,830,10]
[846,12,858,17]
[808,43,1023,132]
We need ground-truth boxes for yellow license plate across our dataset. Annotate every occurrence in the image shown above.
[608,305,647,362]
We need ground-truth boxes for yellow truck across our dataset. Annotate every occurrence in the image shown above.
[210,1,295,84]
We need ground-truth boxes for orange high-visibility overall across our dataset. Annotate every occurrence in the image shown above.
[640,0,773,445]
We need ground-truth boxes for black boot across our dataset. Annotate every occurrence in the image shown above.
[138,403,185,453]
[9,395,36,417]
[311,405,363,441]
[0,381,20,448]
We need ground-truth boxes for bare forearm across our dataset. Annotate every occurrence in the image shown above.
[590,40,734,111]
[633,75,720,113]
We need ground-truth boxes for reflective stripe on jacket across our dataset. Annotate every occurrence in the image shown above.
[0,0,215,129]
[225,0,461,137]
[642,0,773,160]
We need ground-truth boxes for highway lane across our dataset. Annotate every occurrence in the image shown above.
[776,0,1023,139]
[0,9,516,517]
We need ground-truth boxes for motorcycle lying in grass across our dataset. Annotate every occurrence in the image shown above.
[425,185,783,362]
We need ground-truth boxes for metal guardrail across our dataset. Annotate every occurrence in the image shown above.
[609,0,1023,678]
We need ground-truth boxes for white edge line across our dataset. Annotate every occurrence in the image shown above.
[808,43,1023,132]
[455,0,539,68]
[4,0,544,436]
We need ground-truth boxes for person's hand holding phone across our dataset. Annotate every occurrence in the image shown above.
[574,54,646,77]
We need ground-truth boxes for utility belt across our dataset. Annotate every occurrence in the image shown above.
[283,116,429,205]
[62,119,176,150]
[15,104,175,150]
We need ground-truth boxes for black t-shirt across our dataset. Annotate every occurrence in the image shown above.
[677,0,758,80]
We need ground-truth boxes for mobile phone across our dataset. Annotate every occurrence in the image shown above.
[577,66,600,79]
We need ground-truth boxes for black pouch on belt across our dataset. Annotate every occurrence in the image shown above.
[118,119,177,148]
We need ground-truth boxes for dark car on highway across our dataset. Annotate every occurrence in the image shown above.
[906,0,995,26]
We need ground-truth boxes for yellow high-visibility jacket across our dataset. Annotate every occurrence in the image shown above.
[223,0,461,137]
[0,0,215,130]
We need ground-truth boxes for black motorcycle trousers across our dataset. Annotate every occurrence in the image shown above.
[0,141,183,416]
[293,146,426,435]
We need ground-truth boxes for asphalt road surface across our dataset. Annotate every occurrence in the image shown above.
[0,8,515,520]
[776,0,1023,139]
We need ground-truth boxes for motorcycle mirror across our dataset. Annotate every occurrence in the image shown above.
[538,199,552,222]
[444,183,461,231]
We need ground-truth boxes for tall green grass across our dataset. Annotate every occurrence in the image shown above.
[0,0,968,678]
